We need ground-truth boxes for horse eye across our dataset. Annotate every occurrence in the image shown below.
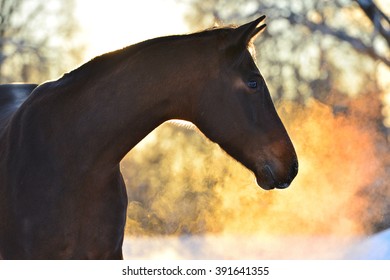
[247,81,258,89]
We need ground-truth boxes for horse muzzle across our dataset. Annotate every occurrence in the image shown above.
[255,159,298,190]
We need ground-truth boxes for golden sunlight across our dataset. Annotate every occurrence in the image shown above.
[122,97,389,259]
[75,0,189,60]
[123,97,388,234]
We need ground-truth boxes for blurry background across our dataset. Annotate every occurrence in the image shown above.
[1,0,389,258]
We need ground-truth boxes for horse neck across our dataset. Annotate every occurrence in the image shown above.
[34,36,216,173]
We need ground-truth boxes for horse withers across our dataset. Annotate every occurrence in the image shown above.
[0,84,37,130]
[0,16,297,259]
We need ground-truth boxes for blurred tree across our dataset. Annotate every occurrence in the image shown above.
[357,0,390,47]
[183,0,389,105]
[0,0,84,83]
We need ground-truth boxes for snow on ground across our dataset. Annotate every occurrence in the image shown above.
[123,229,390,259]
[344,229,390,259]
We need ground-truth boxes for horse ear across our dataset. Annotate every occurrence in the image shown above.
[233,15,266,47]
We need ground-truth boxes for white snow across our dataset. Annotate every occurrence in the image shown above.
[123,230,390,259]
[344,229,390,259]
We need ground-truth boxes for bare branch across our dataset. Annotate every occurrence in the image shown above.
[286,11,390,67]
[242,2,390,68]
[356,0,390,47]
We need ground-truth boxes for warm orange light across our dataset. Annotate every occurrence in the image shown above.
[122,97,387,241]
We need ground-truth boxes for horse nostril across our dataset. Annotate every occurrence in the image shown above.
[293,160,298,171]
[290,159,299,178]
[264,164,276,182]
[278,182,290,189]
[261,161,297,190]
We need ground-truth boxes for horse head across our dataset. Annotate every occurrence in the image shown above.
[193,16,298,190]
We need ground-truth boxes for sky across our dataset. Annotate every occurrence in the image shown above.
[75,0,190,60]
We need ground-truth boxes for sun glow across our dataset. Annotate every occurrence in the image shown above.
[75,0,189,60]
[122,97,389,259]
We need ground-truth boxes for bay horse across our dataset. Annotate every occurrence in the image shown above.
[0,84,38,131]
[0,16,298,259]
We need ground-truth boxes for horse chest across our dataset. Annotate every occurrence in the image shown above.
[0,167,127,259]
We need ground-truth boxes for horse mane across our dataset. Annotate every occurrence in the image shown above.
[57,25,238,86]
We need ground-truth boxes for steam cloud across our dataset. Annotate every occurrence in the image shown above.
[121,95,389,258]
